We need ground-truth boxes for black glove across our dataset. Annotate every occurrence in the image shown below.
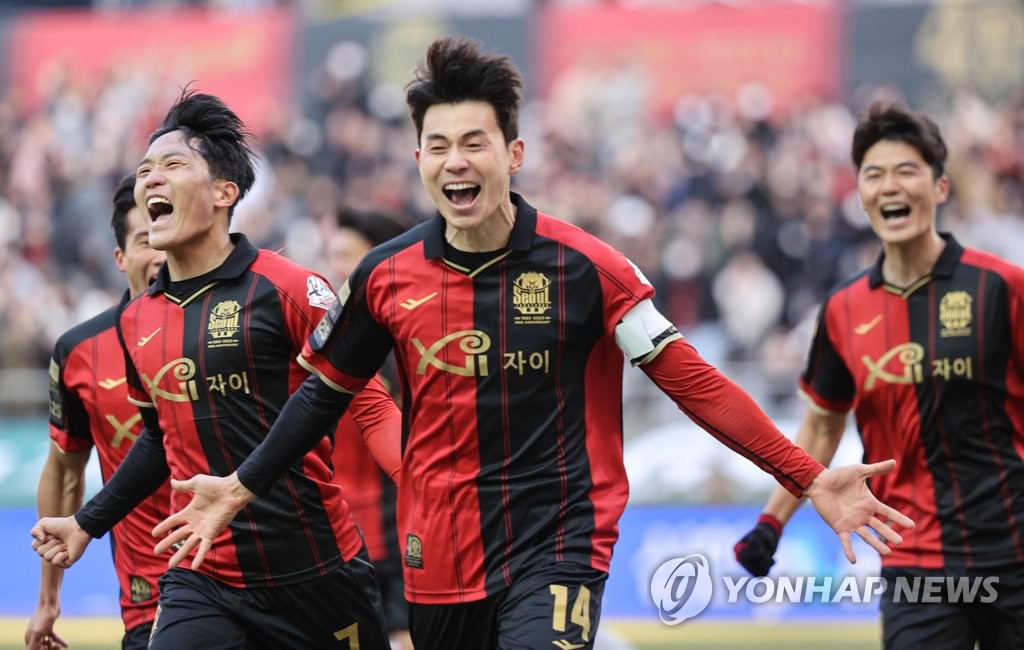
[733,514,782,577]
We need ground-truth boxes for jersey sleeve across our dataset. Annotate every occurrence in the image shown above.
[300,261,396,394]
[279,271,339,355]
[799,299,856,414]
[594,249,656,335]
[117,306,154,408]
[47,343,93,453]
[345,375,401,480]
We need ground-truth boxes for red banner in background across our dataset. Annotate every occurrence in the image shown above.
[536,2,842,118]
[6,7,295,135]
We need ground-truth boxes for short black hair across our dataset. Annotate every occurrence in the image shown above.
[851,102,947,179]
[149,88,256,218]
[405,36,523,144]
[111,173,137,250]
[335,208,412,247]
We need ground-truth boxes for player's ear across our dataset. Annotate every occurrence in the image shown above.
[508,138,525,176]
[114,247,126,273]
[213,180,240,209]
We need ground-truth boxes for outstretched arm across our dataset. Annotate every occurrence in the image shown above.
[25,444,89,650]
[631,314,912,561]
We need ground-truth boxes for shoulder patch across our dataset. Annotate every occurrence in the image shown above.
[307,276,336,310]
[628,259,652,287]
[311,299,342,351]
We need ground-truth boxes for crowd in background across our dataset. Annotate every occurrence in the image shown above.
[1,39,1022,432]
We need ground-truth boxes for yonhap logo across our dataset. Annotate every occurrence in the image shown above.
[648,553,1000,624]
[649,554,714,624]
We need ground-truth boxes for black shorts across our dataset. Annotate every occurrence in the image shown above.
[121,621,153,650]
[149,551,389,650]
[409,560,607,650]
[880,566,1024,650]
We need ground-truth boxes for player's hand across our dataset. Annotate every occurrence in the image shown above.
[25,602,67,650]
[733,514,782,577]
[30,516,91,569]
[152,473,256,570]
[804,459,915,564]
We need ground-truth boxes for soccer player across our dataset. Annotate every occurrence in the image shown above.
[25,174,168,650]
[30,90,397,649]
[734,102,1024,649]
[325,207,414,650]
[147,39,913,650]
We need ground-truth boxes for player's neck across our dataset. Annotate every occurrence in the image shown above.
[445,207,516,253]
[880,231,945,288]
[166,231,235,281]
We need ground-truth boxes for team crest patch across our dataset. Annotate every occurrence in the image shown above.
[207,300,242,349]
[939,290,972,337]
[129,575,153,603]
[405,533,424,569]
[513,272,552,325]
[307,276,336,310]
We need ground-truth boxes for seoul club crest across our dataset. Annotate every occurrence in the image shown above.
[513,272,552,325]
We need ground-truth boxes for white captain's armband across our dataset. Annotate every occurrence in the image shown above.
[614,299,682,366]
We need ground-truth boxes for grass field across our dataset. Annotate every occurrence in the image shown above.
[0,617,881,649]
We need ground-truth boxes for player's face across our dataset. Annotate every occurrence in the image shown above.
[326,227,372,287]
[116,206,166,297]
[134,130,236,253]
[857,139,949,248]
[415,100,524,238]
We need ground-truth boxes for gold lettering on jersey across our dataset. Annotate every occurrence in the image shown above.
[513,272,552,325]
[861,343,925,390]
[405,533,424,569]
[412,330,491,377]
[129,575,153,604]
[208,300,242,348]
[939,291,972,337]
[206,371,252,397]
[503,349,551,375]
[142,358,200,403]
[932,356,974,381]
[106,413,141,448]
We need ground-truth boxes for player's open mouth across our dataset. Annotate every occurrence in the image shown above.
[443,182,480,207]
[880,203,911,220]
[147,196,174,224]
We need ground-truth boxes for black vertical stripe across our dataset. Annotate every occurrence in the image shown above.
[908,266,1024,568]
[473,239,604,596]
[439,269,467,594]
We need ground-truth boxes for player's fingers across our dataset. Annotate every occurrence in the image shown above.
[876,503,915,530]
[30,523,48,542]
[860,458,897,477]
[856,525,892,556]
[51,632,69,648]
[170,477,196,494]
[167,533,201,569]
[191,538,214,570]
[40,541,66,562]
[154,523,192,555]
[868,515,904,546]
[152,508,191,538]
[840,531,857,564]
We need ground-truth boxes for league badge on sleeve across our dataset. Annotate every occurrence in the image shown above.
[307,276,336,310]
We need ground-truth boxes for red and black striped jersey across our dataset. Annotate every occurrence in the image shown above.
[801,234,1024,570]
[119,234,365,588]
[330,375,400,563]
[48,298,170,630]
[301,194,655,604]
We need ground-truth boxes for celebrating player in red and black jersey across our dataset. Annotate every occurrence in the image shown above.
[30,91,398,649]
[153,39,912,649]
[26,175,168,650]
[735,103,1024,648]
